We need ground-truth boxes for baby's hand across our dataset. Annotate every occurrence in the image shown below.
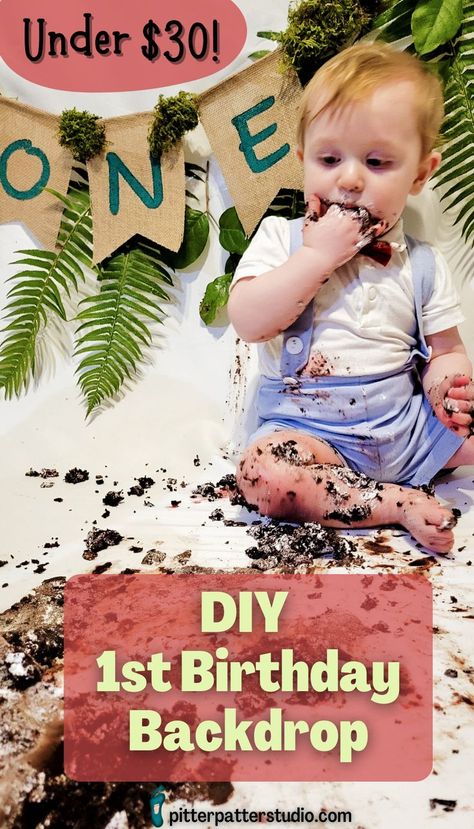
[303,194,386,274]
[432,374,474,437]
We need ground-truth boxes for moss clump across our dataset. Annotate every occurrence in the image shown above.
[278,0,372,85]
[58,108,106,163]
[148,92,199,158]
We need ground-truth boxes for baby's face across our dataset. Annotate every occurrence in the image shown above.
[299,81,440,230]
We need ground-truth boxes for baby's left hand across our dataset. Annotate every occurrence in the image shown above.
[433,374,474,437]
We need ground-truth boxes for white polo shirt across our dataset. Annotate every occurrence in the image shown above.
[231,216,464,379]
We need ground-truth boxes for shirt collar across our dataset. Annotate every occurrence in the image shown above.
[379,217,406,249]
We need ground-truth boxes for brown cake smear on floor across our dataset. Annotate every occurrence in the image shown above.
[245,520,362,569]
[1,578,65,827]
[0,578,234,828]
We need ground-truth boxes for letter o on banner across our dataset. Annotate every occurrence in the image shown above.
[0,139,51,199]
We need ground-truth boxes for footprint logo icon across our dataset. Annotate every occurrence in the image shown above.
[150,785,166,827]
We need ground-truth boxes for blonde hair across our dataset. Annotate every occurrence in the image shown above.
[297,42,444,157]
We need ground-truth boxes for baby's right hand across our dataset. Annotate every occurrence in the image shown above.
[303,194,378,275]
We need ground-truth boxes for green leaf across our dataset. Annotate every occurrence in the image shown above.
[249,50,272,61]
[371,0,417,42]
[0,186,92,398]
[263,188,305,221]
[434,6,474,248]
[74,242,172,414]
[256,30,281,41]
[185,162,206,182]
[165,207,210,269]
[219,207,249,255]
[224,252,242,274]
[199,274,233,325]
[412,0,463,55]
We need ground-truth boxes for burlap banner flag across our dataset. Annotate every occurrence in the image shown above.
[88,113,185,264]
[199,50,303,236]
[0,97,73,249]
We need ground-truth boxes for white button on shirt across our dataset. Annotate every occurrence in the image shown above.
[231,216,464,379]
[285,336,304,355]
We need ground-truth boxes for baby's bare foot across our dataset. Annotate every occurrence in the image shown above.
[398,493,456,553]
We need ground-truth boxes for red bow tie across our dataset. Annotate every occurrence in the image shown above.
[357,238,393,267]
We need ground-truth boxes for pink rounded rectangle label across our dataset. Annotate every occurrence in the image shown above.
[64,573,432,782]
[0,0,247,91]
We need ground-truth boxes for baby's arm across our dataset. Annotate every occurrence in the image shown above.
[228,198,366,343]
[422,327,474,436]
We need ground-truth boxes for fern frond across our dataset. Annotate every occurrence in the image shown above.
[434,3,474,243]
[75,243,172,415]
[0,186,93,397]
[372,0,416,42]
[263,189,306,221]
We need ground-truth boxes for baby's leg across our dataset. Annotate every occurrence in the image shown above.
[238,430,457,553]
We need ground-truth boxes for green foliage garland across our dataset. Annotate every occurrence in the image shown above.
[0,163,209,412]
[278,0,371,84]
[148,92,200,158]
[375,0,474,246]
[253,1,382,81]
[58,109,106,162]
[434,4,474,243]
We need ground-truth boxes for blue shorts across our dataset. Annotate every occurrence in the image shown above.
[252,369,465,486]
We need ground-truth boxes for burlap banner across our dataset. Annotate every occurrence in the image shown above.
[199,49,303,236]
[0,97,73,248]
[1,49,304,259]
[87,112,185,264]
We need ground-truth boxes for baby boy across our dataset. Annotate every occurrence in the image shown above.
[228,42,474,553]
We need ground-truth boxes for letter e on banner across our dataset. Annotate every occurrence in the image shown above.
[199,50,303,236]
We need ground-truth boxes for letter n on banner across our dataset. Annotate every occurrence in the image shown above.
[0,98,72,248]
[199,50,303,236]
[88,113,185,264]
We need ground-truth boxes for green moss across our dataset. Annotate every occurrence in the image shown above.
[58,108,106,163]
[148,92,200,159]
[278,0,372,85]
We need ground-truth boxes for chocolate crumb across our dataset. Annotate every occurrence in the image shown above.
[85,528,123,554]
[102,491,124,507]
[138,476,155,489]
[64,468,89,484]
[429,799,457,813]
[92,562,113,574]
[82,550,97,561]
[141,550,166,566]
[26,468,59,478]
